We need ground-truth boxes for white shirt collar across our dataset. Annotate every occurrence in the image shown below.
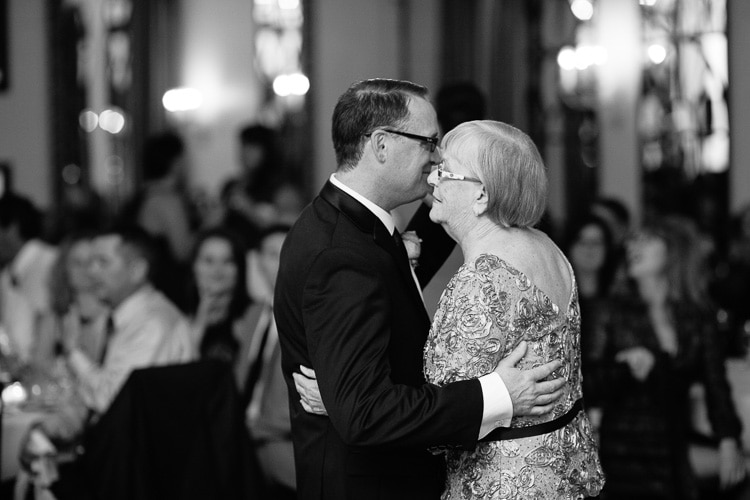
[329,173,395,234]
[112,283,154,326]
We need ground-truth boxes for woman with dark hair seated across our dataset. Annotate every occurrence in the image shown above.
[183,227,251,378]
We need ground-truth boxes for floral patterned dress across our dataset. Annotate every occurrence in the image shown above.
[424,254,605,500]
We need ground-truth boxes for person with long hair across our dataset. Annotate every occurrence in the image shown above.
[563,213,618,307]
[562,213,618,425]
[183,227,250,380]
[586,215,746,499]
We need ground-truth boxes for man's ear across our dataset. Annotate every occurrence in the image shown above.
[472,186,489,217]
[129,257,149,285]
[369,129,388,163]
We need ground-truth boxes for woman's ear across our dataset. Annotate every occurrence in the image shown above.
[473,186,488,217]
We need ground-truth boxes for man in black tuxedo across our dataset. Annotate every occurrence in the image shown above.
[274,78,564,500]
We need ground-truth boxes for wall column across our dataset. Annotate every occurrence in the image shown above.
[595,0,642,224]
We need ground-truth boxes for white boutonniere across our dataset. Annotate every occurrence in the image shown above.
[401,231,422,269]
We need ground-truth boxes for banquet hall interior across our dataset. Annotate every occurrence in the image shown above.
[1,0,750,499]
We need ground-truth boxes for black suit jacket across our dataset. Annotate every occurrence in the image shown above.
[274,181,484,500]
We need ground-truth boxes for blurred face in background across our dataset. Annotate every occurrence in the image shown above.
[258,232,286,289]
[240,143,266,177]
[193,236,238,297]
[626,231,668,280]
[67,239,96,294]
[89,235,144,307]
[570,223,607,274]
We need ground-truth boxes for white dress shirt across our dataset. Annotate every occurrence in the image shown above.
[68,284,195,413]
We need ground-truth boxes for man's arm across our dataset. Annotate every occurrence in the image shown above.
[303,247,483,450]
[67,317,171,412]
[297,341,565,436]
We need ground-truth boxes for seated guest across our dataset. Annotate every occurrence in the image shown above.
[0,193,57,364]
[67,225,194,412]
[19,225,194,488]
[40,231,110,365]
[242,224,295,499]
[183,227,252,387]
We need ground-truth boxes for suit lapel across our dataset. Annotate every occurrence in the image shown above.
[320,182,426,310]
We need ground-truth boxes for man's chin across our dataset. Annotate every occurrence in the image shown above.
[400,191,430,207]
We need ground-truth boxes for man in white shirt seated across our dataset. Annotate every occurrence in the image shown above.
[19,225,194,487]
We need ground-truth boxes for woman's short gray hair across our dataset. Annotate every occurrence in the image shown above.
[442,120,548,228]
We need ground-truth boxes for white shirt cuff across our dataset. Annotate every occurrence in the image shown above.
[477,372,513,439]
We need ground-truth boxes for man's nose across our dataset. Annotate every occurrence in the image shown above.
[430,145,442,163]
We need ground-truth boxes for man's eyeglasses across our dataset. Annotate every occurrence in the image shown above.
[435,162,482,183]
[367,129,439,153]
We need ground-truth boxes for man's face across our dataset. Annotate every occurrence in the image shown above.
[88,235,140,307]
[387,97,442,205]
[67,239,97,293]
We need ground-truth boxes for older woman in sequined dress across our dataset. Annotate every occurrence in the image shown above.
[422,120,604,500]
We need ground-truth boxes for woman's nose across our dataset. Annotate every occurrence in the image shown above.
[427,169,439,187]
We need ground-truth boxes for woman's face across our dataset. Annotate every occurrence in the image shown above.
[626,231,668,279]
[67,239,95,292]
[427,151,482,231]
[193,237,239,296]
[240,143,266,175]
[570,224,607,273]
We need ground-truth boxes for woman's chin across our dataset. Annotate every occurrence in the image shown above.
[428,205,441,224]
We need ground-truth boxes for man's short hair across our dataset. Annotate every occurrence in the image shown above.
[98,224,159,282]
[332,78,429,170]
[442,120,548,228]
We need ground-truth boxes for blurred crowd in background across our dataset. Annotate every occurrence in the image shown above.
[1,82,750,499]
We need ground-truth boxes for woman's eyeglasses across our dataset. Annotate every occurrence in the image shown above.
[435,162,482,183]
